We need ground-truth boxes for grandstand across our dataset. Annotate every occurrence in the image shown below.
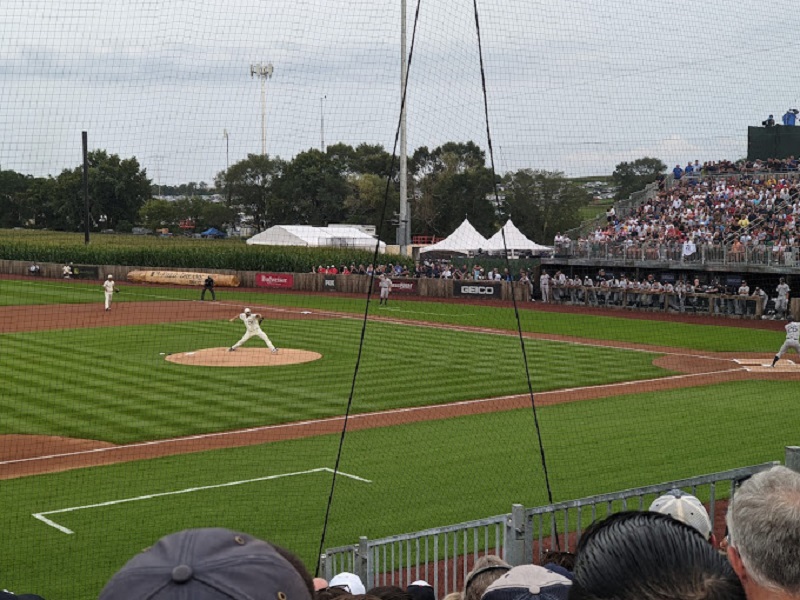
[545,166,800,300]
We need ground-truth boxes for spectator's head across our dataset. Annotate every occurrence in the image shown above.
[540,551,575,580]
[315,578,330,591]
[726,465,800,599]
[407,580,435,600]
[99,528,313,600]
[570,511,744,600]
[481,565,571,600]
[330,572,366,596]
[649,488,714,543]
[367,585,413,600]
[464,555,511,600]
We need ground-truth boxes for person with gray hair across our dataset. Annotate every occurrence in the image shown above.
[463,555,511,600]
[726,465,800,600]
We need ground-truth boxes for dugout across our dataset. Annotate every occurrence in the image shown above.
[747,125,800,160]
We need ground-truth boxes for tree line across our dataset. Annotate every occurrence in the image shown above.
[0,143,665,243]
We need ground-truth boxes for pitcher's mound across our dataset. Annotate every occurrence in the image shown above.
[166,347,322,367]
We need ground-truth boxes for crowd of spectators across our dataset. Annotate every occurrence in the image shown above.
[312,261,528,282]
[556,167,800,268]
[76,465,798,600]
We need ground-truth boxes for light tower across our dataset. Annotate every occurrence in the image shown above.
[250,62,274,155]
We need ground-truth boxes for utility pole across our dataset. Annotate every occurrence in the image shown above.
[398,0,410,256]
[320,95,326,152]
[223,129,229,170]
[250,62,274,155]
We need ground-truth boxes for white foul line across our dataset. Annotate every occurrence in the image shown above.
[31,467,371,535]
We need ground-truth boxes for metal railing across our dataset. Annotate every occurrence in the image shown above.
[321,461,778,595]
[549,287,765,318]
[553,241,799,269]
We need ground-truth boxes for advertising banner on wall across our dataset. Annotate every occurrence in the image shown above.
[372,278,418,295]
[72,265,99,280]
[323,275,337,292]
[255,273,294,289]
[452,281,502,298]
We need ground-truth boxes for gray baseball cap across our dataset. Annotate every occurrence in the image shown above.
[99,528,312,600]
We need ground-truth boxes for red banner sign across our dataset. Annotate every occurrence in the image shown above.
[256,273,294,289]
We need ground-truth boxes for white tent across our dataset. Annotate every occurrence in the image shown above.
[484,219,553,255]
[419,219,490,255]
[246,225,386,252]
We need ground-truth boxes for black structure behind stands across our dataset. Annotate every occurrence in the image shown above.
[748,126,800,160]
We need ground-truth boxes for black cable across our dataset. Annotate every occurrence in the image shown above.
[471,0,556,509]
[315,0,423,576]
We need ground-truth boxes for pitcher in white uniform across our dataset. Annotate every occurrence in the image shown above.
[103,274,116,311]
[228,308,277,353]
[772,317,800,367]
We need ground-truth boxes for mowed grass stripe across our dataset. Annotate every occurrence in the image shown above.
[1,319,668,443]
[1,279,786,352]
[0,380,792,600]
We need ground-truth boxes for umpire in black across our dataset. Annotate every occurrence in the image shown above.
[201,274,216,301]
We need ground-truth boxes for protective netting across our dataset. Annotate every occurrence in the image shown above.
[1,1,798,598]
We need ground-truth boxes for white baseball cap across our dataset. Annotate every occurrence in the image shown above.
[244,308,251,314]
[328,572,365,595]
[649,488,712,540]
[108,274,113,279]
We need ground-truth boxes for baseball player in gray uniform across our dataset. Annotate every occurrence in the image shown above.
[775,278,791,320]
[378,274,392,305]
[103,274,116,311]
[772,317,800,367]
[228,308,277,353]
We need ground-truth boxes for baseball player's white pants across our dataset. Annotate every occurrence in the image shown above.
[104,291,113,310]
[776,340,800,359]
[541,285,550,303]
[380,288,390,301]
[232,329,275,351]
[776,298,788,315]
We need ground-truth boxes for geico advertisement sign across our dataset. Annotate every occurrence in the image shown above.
[454,282,501,297]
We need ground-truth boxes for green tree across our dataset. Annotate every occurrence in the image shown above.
[217,154,283,231]
[0,169,37,228]
[276,149,350,226]
[344,172,399,236]
[611,157,666,200]
[48,150,151,231]
[411,141,496,237]
[139,198,178,230]
[500,169,591,243]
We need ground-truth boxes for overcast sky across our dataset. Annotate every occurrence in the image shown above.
[2,0,799,184]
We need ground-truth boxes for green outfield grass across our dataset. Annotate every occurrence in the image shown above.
[0,278,787,352]
[0,380,793,599]
[0,317,668,443]
[2,277,796,599]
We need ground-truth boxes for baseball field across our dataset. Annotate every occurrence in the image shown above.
[1,275,798,599]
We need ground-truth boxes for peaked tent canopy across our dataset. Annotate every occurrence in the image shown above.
[246,225,385,252]
[419,219,489,255]
[200,227,226,238]
[484,220,553,254]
